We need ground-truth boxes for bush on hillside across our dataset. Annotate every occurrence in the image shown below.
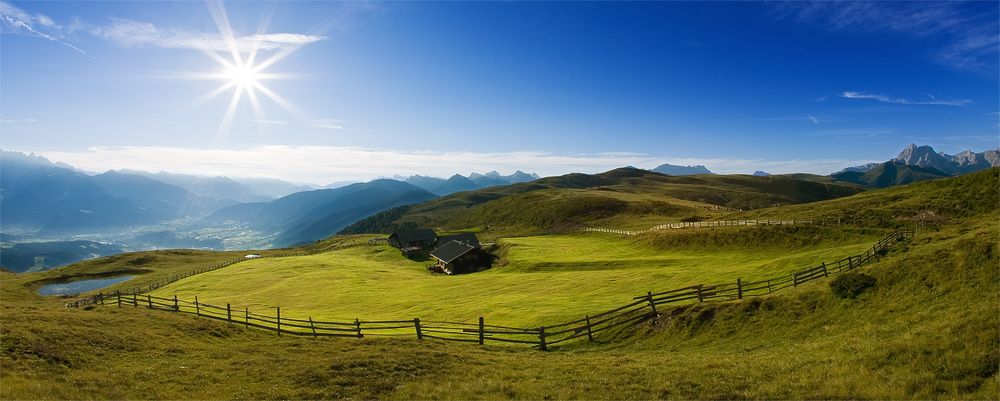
[830,272,877,299]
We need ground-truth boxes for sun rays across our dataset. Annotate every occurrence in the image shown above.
[194,1,308,138]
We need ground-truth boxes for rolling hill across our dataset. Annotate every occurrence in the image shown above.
[341,167,864,234]
[830,160,951,188]
[2,170,996,399]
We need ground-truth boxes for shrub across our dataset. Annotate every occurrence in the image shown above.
[830,272,877,299]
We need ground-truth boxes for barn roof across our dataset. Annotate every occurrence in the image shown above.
[390,229,437,243]
[436,233,480,248]
[430,240,475,264]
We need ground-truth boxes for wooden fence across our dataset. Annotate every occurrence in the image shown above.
[72,228,914,350]
[583,219,815,236]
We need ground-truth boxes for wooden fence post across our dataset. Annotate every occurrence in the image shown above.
[847,256,854,270]
[696,285,704,302]
[147,295,152,308]
[132,293,137,308]
[195,296,200,316]
[227,303,232,323]
[646,291,658,319]
[116,290,121,307]
[276,307,281,336]
[585,315,594,342]
[354,318,363,338]
[538,327,548,351]
[245,307,249,328]
[766,280,772,293]
[99,292,104,305]
[414,318,423,340]
[821,262,829,277]
[478,317,485,345]
[308,317,317,337]
[173,295,179,311]
[737,278,743,299]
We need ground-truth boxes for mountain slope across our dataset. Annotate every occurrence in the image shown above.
[1,151,156,232]
[126,171,273,203]
[830,161,950,188]
[650,163,713,175]
[91,171,231,219]
[342,167,863,234]
[207,179,437,247]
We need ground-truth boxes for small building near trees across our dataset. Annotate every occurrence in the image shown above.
[429,240,489,274]
[388,229,438,249]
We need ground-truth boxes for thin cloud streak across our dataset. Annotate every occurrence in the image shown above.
[91,18,326,51]
[841,91,972,106]
[0,1,91,57]
[37,145,875,185]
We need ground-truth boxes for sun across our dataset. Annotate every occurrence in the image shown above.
[223,64,260,88]
[191,2,307,137]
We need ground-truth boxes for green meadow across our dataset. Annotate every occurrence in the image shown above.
[2,169,997,399]
[2,219,996,400]
[147,227,882,327]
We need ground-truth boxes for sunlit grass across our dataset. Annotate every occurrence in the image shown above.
[147,228,881,327]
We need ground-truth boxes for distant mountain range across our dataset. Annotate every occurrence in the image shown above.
[833,144,999,187]
[399,170,541,196]
[0,151,231,234]
[206,179,437,247]
[650,163,713,176]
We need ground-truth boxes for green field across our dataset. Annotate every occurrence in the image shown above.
[2,218,996,400]
[2,169,998,399]
[147,227,882,327]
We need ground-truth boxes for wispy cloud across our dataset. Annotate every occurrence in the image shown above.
[841,91,972,107]
[0,1,91,57]
[36,145,875,185]
[91,18,325,51]
[310,119,345,130]
[770,2,999,73]
[0,118,37,124]
[808,115,820,125]
[247,119,289,126]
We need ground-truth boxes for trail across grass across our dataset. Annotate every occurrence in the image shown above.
[149,228,882,327]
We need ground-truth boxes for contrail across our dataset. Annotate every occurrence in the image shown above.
[2,15,93,59]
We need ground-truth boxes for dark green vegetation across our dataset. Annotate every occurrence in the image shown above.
[0,240,123,273]
[831,160,950,188]
[342,167,863,234]
[829,272,876,298]
[1,169,997,399]
[734,167,1000,227]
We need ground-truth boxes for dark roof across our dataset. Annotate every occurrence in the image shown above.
[430,240,475,264]
[436,233,480,248]
[390,229,437,243]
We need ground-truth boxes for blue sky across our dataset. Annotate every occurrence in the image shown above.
[1,1,997,184]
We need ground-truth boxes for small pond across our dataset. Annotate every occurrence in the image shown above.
[37,276,135,296]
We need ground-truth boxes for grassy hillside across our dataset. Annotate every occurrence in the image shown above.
[341,167,863,234]
[830,160,951,188]
[2,218,995,399]
[730,167,1000,226]
[141,227,882,327]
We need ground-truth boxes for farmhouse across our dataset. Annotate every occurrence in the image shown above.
[429,240,488,274]
[388,229,438,249]
[435,232,480,249]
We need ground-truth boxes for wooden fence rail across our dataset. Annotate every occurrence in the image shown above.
[582,219,817,236]
[71,228,913,350]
